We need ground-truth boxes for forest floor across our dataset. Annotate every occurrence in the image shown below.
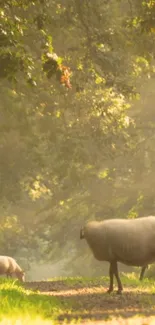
[1,275,155,324]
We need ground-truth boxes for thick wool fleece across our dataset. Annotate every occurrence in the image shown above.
[83,216,155,267]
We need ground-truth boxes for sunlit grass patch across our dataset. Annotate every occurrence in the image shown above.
[55,274,142,286]
[47,275,96,285]
[0,278,66,323]
[1,275,155,324]
[121,272,155,291]
[0,317,56,325]
[52,273,155,296]
[120,272,140,286]
[48,275,111,286]
[48,274,155,292]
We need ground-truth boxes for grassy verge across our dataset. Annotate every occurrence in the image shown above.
[48,272,155,290]
[0,278,69,325]
[0,274,155,324]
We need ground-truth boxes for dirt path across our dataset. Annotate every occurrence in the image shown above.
[24,280,155,324]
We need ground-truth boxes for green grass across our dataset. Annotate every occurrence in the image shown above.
[1,274,155,324]
[121,272,155,290]
[48,275,102,285]
[48,272,155,288]
[0,278,69,325]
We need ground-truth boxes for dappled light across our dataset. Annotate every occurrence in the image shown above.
[1,0,155,323]
[24,277,155,323]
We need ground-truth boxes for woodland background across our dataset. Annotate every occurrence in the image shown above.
[1,0,155,280]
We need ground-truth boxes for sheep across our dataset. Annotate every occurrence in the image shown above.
[0,256,25,282]
[80,216,155,294]
[139,265,148,281]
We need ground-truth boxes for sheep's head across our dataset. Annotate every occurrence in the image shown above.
[80,226,85,239]
[17,270,25,282]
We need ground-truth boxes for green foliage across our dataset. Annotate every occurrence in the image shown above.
[144,264,155,280]
[0,1,72,87]
[1,0,155,276]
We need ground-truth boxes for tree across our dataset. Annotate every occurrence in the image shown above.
[1,0,155,276]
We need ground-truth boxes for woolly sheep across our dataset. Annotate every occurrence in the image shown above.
[80,216,155,294]
[0,256,25,282]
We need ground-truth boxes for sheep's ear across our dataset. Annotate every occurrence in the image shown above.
[80,227,85,239]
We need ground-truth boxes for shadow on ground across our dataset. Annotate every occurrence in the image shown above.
[24,279,108,292]
[24,280,155,322]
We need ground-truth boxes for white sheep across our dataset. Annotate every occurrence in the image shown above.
[0,256,25,282]
[80,216,155,294]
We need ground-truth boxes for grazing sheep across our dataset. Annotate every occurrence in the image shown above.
[80,216,155,294]
[0,256,25,282]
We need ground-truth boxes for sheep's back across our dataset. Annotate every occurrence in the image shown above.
[0,256,19,273]
[84,216,155,265]
[0,256,10,273]
[7,257,19,272]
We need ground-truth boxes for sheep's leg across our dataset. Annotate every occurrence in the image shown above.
[6,272,12,279]
[113,261,123,294]
[107,262,114,293]
[139,266,147,281]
